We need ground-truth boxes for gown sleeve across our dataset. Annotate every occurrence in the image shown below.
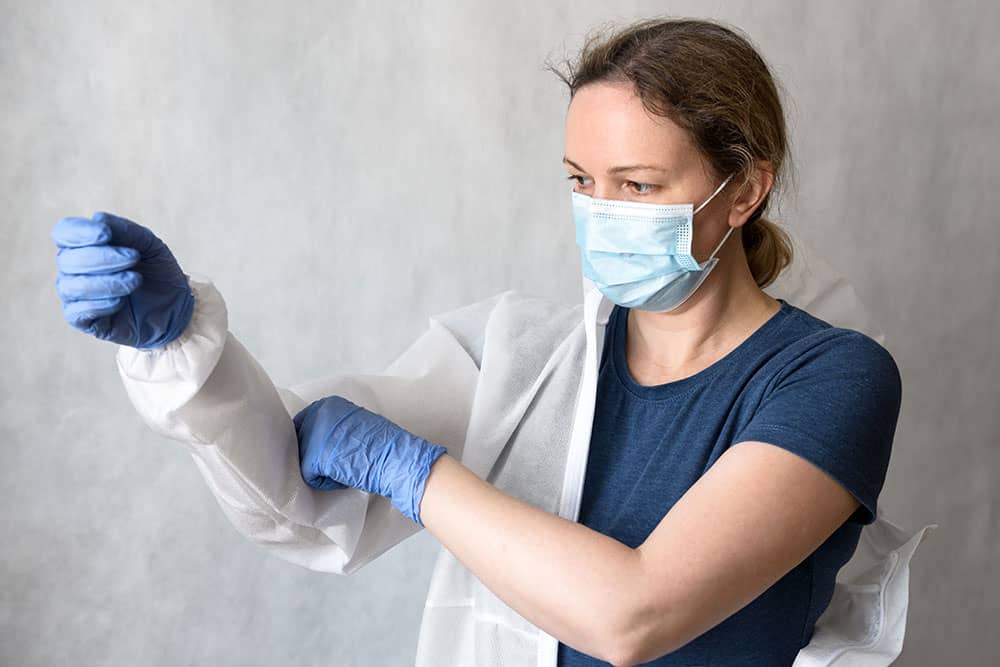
[115,273,485,575]
[734,328,903,526]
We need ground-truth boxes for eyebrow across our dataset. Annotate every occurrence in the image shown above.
[562,156,669,175]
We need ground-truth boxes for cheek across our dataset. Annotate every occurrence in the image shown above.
[691,217,734,260]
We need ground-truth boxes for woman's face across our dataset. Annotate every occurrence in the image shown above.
[563,80,735,262]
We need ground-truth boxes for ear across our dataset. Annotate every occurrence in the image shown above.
[729,162,775,228]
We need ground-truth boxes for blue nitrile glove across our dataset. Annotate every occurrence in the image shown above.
[292,395,448,528]
[51,211,195,349]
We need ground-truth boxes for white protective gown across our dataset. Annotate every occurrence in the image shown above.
[115,241,937,667]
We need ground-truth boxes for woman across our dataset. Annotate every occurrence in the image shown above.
[51,17,933,667]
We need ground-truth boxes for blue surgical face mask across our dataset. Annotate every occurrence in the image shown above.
[572,173,735,312]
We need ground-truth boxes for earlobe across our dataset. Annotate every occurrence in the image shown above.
[731,166,774,227]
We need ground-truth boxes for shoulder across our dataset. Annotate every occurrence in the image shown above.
[771,305,902,401]
[786,301,897,365]
[429,289,583,369]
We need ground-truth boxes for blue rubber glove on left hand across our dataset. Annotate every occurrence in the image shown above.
[293,395,448,528]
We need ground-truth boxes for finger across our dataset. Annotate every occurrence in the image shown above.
[306,473,348,491]
[92,211,158,253]
[56,245,141,275]
[292,401,319,433]
[56,270,142,302]
[51,216,111,249]
[62,297,124,329]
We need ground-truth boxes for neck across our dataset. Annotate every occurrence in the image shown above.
[624,242,781,384]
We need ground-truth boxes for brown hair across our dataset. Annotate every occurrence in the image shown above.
[545,17,794,287]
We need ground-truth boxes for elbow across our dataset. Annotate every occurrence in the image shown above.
[602,636,642,667]
[602,630,643,667]
[602,602,687,667]
[603,631,666,667]
[602,645,636,667]
[590,550,687,666]
[598,604,649,667]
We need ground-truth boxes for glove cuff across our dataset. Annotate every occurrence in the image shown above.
[397,440,448,527]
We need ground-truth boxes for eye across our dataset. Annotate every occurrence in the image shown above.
[566,175,658,195]
[626,181,657,195]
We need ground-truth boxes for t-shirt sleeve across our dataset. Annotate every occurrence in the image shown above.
[733,329,903,526]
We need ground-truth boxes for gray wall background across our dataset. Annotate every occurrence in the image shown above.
[2,0,996,665]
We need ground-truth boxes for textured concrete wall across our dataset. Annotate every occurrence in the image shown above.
[3,1,996,664]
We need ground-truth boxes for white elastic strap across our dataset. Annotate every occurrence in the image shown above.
[707,224,736,261]
[693,173,735,215]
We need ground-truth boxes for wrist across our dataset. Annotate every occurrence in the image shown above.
[394,439,448,527]
[162,284,197,346]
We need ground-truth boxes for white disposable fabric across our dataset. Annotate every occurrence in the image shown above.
[115,238,936,666]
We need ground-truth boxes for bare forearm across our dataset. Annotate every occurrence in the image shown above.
[418,453,642,663]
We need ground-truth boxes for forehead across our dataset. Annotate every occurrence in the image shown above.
[564,81,700,171]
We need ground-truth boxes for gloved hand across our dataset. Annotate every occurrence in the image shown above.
[293,395,448,528]
[51,211,195,349]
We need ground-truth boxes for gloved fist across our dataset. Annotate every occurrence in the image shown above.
[51,211,195,349]
[293,395,448,528]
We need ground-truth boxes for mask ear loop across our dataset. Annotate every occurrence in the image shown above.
[693,173,735,215]
[694,173,737,263]
[706,223,736,262]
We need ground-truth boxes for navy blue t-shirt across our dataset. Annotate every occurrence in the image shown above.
[557,299,902,666]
